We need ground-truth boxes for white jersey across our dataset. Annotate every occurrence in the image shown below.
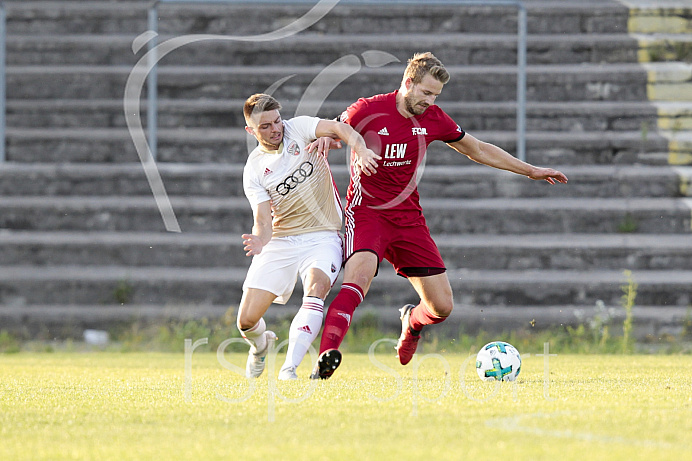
[243,116,343,237]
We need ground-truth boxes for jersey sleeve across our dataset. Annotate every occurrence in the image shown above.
[243,161,271,207]
[340,98,368,129]
[285,116,319,143]
[438,109,465,143]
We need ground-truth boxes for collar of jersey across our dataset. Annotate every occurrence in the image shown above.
[259,141,284,155]
[392,89,432,121]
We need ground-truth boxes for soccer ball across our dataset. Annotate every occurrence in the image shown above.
[476,341,522,382]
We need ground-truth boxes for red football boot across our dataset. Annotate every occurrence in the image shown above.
[395,304,421,365]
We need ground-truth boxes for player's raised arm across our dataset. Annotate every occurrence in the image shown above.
[315,119,381,176]
[447,132,568,185]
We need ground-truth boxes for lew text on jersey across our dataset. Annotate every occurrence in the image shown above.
[384,143,407,159]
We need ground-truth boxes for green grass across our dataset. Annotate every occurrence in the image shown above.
[1,349,691,460]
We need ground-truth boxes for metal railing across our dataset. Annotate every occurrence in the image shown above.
[0,2,6,163]
[145,0,527,161]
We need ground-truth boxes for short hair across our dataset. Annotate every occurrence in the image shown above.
[243,93,282,125]
[403,52,450,85]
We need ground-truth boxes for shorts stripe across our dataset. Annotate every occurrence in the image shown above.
[344,202,355,257]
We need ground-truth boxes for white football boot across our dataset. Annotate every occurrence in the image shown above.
[245,331,277,378]
[278,366,298,381]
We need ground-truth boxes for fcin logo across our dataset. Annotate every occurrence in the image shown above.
[287,141,299,156]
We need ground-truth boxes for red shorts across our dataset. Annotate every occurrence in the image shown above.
[343,204,446,278]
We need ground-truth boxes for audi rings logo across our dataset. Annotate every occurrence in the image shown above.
[276,161,314,196]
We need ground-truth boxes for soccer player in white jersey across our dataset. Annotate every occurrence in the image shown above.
[239,93,379,380]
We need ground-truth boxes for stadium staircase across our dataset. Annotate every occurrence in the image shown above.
[0,0,691,342]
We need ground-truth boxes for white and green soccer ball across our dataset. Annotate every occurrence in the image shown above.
[476,341,522,382]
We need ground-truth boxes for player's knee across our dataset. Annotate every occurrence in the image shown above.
[236,312,259,331]
[304,278,331,299]
[438,302,453,317]
[343,253,377,292]
[304,268,332,299]
[428,299,453,318]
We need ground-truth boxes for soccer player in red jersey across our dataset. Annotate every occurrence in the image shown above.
[310,52,568,379]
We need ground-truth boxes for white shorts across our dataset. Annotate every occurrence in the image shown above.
[242,230,343,305]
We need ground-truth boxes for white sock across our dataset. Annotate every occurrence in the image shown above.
[240,317,267,352]
[282,297,324,370]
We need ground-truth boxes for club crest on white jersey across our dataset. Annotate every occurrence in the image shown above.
[287,140,299,156]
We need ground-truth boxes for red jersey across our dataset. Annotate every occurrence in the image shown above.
[341,91,464,212]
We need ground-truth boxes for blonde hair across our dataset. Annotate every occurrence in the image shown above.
[243,93,282,125]
[403,52,450,85]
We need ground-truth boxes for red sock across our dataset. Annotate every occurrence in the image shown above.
[319,283,364,353]
[409,302,447,332]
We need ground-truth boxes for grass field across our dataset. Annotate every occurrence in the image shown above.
[1,348,691,461]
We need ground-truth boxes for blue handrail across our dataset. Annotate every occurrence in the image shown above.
[0,2,6,163]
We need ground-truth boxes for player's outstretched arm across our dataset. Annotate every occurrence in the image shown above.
[242,200,272,256]
[447,132,568,185]
[315,119,381,176]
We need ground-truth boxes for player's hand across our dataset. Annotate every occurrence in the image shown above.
[528,167,568,185]
[354,148,381,176]
[241,233,263,256]
[307,137,342,157]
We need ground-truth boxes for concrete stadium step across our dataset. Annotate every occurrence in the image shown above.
[4,127,248,164]
[437,233,692,271]
[442,269,692,308]
[421,197,692,234]
[3,231,692,272]
[374,268,692,309]
[641,62,692,102]
[619,3,692,168]
[5,33,642,67]
[626,1,692,35]
[0,265,246,306]
[654,101,692,133]
[418,165,690,199]
[663,131,692,165]
[0,163,687,199]
[7,63,650,102]
[8,99,661,133]
[641,61,692,165]
[6,1,150,35]
[0,265,687,308]
[0,231,246,269]
[1,303,686,340]
[0,162,248,197]
[634,33,692,63]
[4,128,669,165]
[1,196,690,234]
[5,1,630,36]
